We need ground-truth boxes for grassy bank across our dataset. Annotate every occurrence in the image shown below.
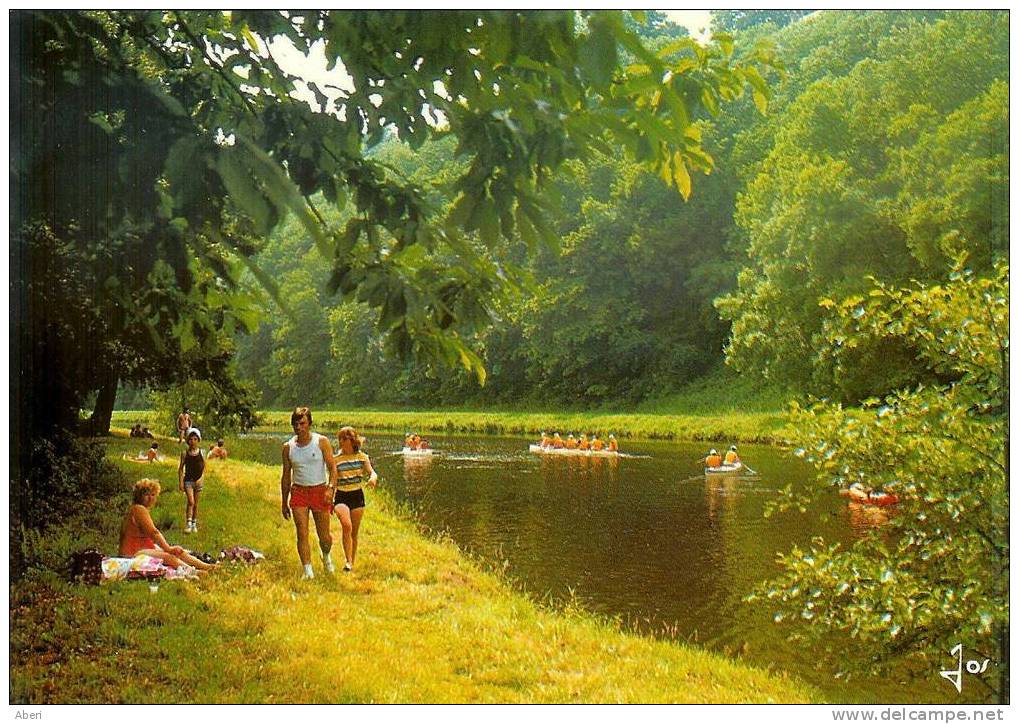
[11,435,817,704]
[113,408,790,444]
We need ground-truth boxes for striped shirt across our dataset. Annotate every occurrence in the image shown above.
[335,451,371,492]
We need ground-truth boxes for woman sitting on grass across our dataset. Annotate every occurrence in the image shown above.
[119,479,216,571]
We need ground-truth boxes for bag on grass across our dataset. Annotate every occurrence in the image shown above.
[69,547,104,585]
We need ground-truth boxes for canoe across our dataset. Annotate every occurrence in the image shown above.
[399,447,434,456]
[705,462,743,475]
[528,444,620,458]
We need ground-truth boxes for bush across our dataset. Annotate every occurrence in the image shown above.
[10,435,126,577]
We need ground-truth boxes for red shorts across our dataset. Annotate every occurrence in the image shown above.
[289,484,331,512]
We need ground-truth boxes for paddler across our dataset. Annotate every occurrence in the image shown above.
[590,434,604,451]
[724,445,740,465]
[704,449,722,468]
[540,431,552,448]
[552,432,565,449]
[578,433,590,451]
[565,434,578,450]
[607,434,618,452]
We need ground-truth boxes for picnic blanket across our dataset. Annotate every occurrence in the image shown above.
[101,554,199,582]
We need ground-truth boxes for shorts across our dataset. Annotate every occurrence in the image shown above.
[184,479,203,493]
[290,484,331,512]
[333,488,366,511]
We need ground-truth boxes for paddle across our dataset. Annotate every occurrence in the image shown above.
[741,464,758,475]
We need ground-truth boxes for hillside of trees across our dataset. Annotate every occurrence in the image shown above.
[220,10,1006,410]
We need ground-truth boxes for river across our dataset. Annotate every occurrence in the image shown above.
[243,430,959,703]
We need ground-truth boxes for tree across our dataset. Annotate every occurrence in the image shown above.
[13,9,778,449]
[757,262,1008,702]
[716,11,1008,400]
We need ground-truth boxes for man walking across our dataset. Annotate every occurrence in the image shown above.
[176,407,191,443]
[280,406,337,579]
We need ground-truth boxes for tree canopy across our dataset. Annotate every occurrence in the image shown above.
[12,9,777,435]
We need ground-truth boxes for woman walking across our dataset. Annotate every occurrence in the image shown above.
[332,426,378,572]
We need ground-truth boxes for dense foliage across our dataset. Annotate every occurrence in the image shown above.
[717,11,1007,400]
[233,11,1007,411]
[12,9,775,537]
[757,262,1008,701]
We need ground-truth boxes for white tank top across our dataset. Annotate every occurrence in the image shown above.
[287,433,327,487]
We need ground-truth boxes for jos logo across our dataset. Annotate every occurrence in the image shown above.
[939,643,991,693]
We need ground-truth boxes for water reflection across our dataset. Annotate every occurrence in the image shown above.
[239,431,953,703]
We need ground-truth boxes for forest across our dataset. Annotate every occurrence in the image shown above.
[203,10,1008,411]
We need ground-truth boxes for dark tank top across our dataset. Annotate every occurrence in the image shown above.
[183,449,205,481]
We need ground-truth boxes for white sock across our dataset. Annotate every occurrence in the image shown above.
[303,563,314,578]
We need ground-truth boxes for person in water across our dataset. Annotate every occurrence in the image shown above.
[724,445,740,465]
[178,428,205,534]
[704,449,723,468]
[281,406,338,579]
[119,479,216,571]
[332,426,378,572]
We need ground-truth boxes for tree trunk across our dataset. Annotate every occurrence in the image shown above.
[82,372,119,436]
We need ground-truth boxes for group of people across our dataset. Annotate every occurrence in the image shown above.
[703,446,740,468]
[281,407,378,579]
[129,424,155,439]
[403,432,430,450]
[121,406,378,580]
[537,431,618,452]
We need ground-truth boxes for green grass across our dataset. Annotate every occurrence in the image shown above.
[10,434,819,704]
[112,370,794,444]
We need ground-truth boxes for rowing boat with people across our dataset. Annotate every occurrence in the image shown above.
[704,462,744,475]
[528,444,624,458]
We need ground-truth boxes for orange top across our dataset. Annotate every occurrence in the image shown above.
[119,504,158,557]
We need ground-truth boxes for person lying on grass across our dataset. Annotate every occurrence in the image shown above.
[123,442,160,463]
[119,478,216,571]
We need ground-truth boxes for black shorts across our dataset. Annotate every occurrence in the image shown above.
[333,488,366,511]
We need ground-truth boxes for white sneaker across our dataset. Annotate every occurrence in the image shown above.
[184,521,193,534]
[191,520,198,533]
[323,556,335,574]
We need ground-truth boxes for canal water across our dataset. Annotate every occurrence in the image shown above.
[243,431,957,703]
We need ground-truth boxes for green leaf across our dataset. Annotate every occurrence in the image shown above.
[216,150,272,234]
[241,24,260,53]
[579,15,618,88]
[672,152,691,200]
